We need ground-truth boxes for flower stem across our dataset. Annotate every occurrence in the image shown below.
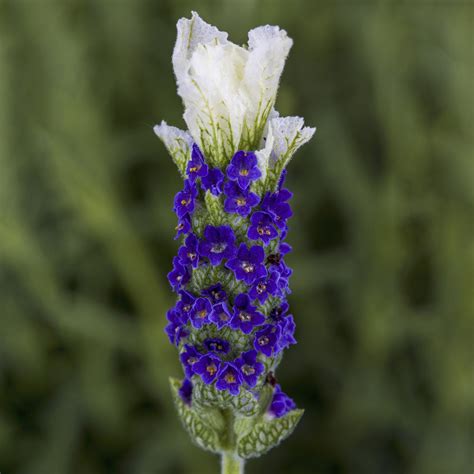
[221,452,244,474]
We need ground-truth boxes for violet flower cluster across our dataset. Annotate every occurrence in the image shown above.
[154,12,315,463]
[167,145,296,417]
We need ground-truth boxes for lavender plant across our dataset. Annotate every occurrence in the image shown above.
[154,12,315,474]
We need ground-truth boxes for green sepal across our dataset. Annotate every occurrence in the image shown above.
[204,191,227,226]
[236,409,304,459]
[169,143,190,178]
[169,377,223,453]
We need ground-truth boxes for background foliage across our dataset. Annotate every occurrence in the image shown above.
[0,1,472,473]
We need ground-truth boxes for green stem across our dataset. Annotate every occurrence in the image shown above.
[221,452,244,474]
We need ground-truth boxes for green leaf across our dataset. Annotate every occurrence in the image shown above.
[231,389,259,416]
[169,377,223,453]
[192,378,233,410]
[236,409,304,459]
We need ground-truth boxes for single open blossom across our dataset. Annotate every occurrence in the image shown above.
[224,181,259,216]
[201,283,227,303]
[187,144,209,181]
[174,179,197,218]
[229,293,265,334]
[227,151,261,190]
[189,297,212,328]
[209,301,232,328]
[249,270,280,303]
[156,11,316,464]
[168,256,190,291]
[180,344,201,377]
[178,233,200,268]
[275,259,292,295]
[215,363,243,395]
[226,243,266,285]
[201,167,224,195]
[270,300,290,322]
[268,384,296,418]
[165,306,188,345]
[248,211,278,245]
[198,225,236,265]
[165,318,188,346]
[175,214,191,239]
[176,290,195,322]
[235,350,264,387]
[194,354,221,384]
[254,324,282,357]
[261,188,293,230]
[166,307,181,325]
[277,314,297,350]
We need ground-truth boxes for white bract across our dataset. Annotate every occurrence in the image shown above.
[172,12,291,163]
[264,116,316,187]
[156,11,315,186]
[153,121,193,177]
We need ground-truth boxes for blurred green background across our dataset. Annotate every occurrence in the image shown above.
[0,0,473,473]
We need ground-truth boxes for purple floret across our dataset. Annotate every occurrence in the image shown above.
[275,260,292,296]
[270,301,290,322]
[180,344,201,378]
[166,307,181,324]
[189,297,212,329]
[178,233,200,268]
[165,309,188,346]
[178,378,193,405]
[198,225,236,265]
[229,293,265,334]
[215,362,243,395]
[202,168,224,196]
[226,243,267,285]
[247,211,278,245]
[174,179,198,219]
[224,181,259,216]
[165,321,186,345]
[174,214,192,240]
[176,290,196,323]
[235,350,264,388]
[268,384,296,418]
[167,256,190,291]
[254,324,282,357]
[187,144,209,182]
[209,302,232,329]
[194,354,221,384]
[226,150,261,190]
[201,283,227,304]
[277,314,297,350]
[249,270,280,303]
[261,188,293,230]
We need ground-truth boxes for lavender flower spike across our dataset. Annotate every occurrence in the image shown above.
[155,11,315,474]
